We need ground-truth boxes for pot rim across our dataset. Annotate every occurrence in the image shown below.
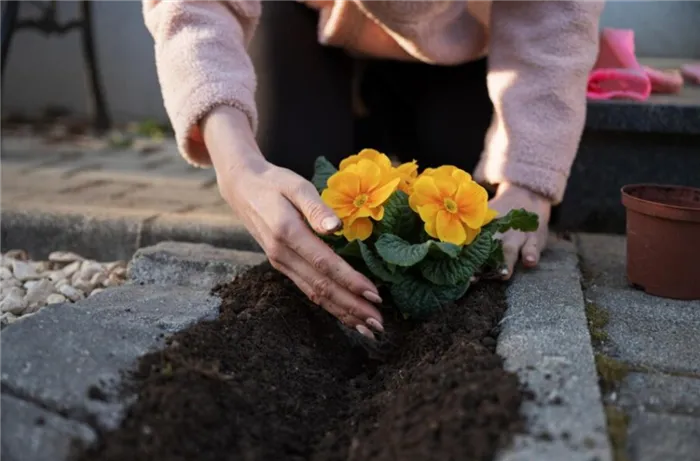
[621,183,700,223]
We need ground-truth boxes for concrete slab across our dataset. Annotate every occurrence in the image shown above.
[627,411,700,461]
[0,394,97,461]
[128,241,266,289]
[620,372,700,416]
[496,236,611,461]
[0,285,218,431]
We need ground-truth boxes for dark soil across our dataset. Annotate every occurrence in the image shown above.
[77,263,526,461]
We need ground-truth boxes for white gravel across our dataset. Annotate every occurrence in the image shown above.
[0,249,127,326]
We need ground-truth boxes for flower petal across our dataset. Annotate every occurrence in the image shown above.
[327,171,360,198]
[436,210,467,245]
[434,176,457,197]
[412,177,443,204]
[359,149,393,171]
[343,217,373,241]
[483,208,499,226]
[464,226,480,245]
[455,181,488,229]
[370,205,384,221]
[418,203,440,223]
[367,177,400,207]
[355,159,382,191]
[321,188,352,209]
[424,219,438,239]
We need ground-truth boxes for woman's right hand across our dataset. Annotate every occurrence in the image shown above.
[201,106,384,339]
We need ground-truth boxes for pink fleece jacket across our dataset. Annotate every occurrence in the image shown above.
[142,1,604,204]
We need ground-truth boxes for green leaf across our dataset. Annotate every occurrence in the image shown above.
[375,234,430,267]
[311,156,338,192]
[377,191,418,238]
[485,237,505,271]
[419,231,494,285]
[484,208,539,234]
[358,241,401,283]
[336,239,361,258]
[390,275,470,319]
[428,242,462,259]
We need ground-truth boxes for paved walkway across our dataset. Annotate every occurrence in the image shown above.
[577,234,700,461]
[1,133,229,218]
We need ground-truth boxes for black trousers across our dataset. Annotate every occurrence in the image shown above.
[248,2,493,180]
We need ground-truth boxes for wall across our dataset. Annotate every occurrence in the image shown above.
[1,1,699,125]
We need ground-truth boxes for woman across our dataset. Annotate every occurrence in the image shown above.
[143,1,604,338]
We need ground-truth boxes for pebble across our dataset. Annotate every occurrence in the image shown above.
[0,267,13,280]
[0,250,127,323]
[59,284,85,302]
[11,260,41,282]
[48,251,85,264]
[1,287,27,314]
[46,294,68,305]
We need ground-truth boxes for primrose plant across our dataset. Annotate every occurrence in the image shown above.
[313,149,539,319]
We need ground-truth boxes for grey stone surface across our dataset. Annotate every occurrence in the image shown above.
[496,236,612,461]
[554,131,700,234]
[0,207,145,262]
[577,233,700,374]
[627,411,700,461]
[620,372,700,416]
[0,284,218,432]
[129,241,266,288]
[1,394,97,461]
[586,79,700,135]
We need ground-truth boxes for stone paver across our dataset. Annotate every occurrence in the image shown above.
[577,233,700,461]
[1,285,219,432]
[627,412,700,461]
[129,241,267,288]
[1,394,97,461]
[0,242,266,461]
[497,236,611,461]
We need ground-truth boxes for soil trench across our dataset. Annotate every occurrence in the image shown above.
[76,263,526,461]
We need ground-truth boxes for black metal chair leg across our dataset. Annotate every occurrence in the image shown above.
[79,0,110,132]
[1,1,20,75]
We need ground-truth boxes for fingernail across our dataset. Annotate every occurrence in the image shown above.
[525,255,536,264]
[500,268,509,277]
[363,290,383,304]
[470,276,478,283]
[366,318,384,333]
[356,324,376,340]
[322,216,342,232]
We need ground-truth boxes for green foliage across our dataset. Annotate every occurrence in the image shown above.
[376,191,418,238]
[311,156,540,319]
[484,208,539,234]
[389,275,470,319]
[311,156,338,193]
[419,231,493,286]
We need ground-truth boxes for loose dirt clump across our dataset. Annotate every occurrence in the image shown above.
[77,263,526,461]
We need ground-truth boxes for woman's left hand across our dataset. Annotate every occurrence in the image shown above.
[488,182,551,280]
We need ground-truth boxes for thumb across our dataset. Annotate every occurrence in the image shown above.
[283,178,342,235]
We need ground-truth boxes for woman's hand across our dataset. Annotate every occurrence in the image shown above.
[488,182,551,279]
[201,107,384,339]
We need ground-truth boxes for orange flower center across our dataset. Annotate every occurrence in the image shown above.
[354,194,369,208]
[444,198,458,214]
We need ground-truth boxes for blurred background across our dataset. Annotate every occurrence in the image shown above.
[2,1,699,125]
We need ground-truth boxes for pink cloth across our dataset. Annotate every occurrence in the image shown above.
[587,28,686,101]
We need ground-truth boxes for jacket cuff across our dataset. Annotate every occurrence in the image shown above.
[173,81,257,168]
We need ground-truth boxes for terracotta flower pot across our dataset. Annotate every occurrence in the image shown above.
[621,184,700,300]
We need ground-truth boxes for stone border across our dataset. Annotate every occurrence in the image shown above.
[1,204,260,262]
[496,236,612,461]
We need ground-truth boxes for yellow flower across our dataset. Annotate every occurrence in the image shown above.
[409,166,493,246]
[339,148,393,174]
[321,158,400,241]
[395,160,418,194]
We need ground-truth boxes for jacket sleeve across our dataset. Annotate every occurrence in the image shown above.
[142,0,261,166]
[473,1,604,204]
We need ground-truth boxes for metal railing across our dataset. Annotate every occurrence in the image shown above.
[1,0,111,131]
